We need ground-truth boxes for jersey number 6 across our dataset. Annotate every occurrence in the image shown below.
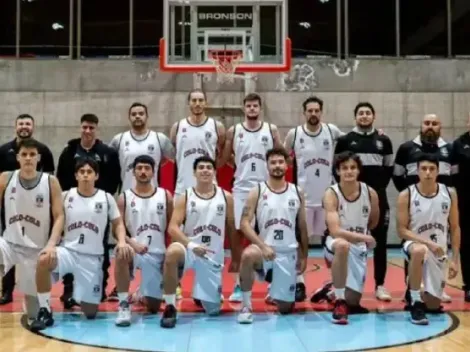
[251,163,256,172]
[78,234,85,244]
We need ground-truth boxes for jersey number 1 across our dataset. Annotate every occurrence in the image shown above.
[22,227,25,236]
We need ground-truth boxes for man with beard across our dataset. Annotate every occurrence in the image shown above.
[393,113,456,304]
[220,93,284,303]
[170,89,226,300]
[236,147,308,324]
[110,102,175,192]
[283,96,342,302]
[56,113,121,307]
[0,114,54,305]
[328,102,394,302]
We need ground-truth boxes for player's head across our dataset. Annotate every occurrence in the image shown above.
[75,158,99,185]
[16,138,41,171]
[417,153,439,182]
[243,93,262,120]
[266,147,289,180]
[334,151,362,183]
[133,155,155,184]
[80,113,98,144]
[420,114,441,143]
[302,96,323,126]
[128,102,149,129]
[193,156,216,183]
[354,102,375,129]
[188,89,207,116]
[16,114,34,139]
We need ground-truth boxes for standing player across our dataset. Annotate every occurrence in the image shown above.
[170,89,226,199]
[237,148,309,324]
[396,154,460,325]
[0,138,64,322]
[30,158,134,330]
[322,151,379,324]
[221,93,283,302]
[118,155,173,314]
[160,157,238,328]
[284,96,343,301]
[110,102,175,192]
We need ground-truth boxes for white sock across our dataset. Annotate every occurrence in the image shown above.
[296,274,305,284]
[242,291,252,308]
[410,290,422,304]
[163,294,176,306]
[37,292,51,312]
[117,292,128,303]
[335,288,345,300]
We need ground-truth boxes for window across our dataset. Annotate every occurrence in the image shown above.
[289,0,338,57]
[400,0,448,56]
[452,4,470,56]
[133,0,163,57]
[348,0,396,56]
[0,1,16,56]
[80,0,130,57]
[20,0,70,57]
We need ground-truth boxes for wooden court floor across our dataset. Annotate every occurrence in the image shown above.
[1,257,469,352]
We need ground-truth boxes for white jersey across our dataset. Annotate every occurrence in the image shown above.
[2,171,51,249]
[408,183,451,250]
[293,123,335,207]
[256,182,300,251]
[124,187,168,254]
[233,122,274,194]
[62,188,120,255]
[115,130,162,191]
[329,182,371,245]
[184,186,227,263]
[175,118,218,195]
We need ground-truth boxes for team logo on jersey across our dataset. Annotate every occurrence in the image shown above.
[190,200,197,213]
[182,128,187,133]
[11,187,16,194]
[95,202,103,213]
[205,131,212,140]
[156,203,164,214]
[147,144,155,153]
[288,199,297,209]
[323,139,330,150]
[414,200,420,207]
[238,133,244,139]
[440,147,448,157]
[35,194,44,208]
[441,202,449,214]
[289,284,296,292]
[216,204,224,215]
[376,140,383,150]
[362,206,369,217]
[261,136,269,146]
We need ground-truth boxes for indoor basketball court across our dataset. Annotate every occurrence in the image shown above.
[1,0,470,351]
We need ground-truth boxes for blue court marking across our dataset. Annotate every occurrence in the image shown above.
[35,311,456,352]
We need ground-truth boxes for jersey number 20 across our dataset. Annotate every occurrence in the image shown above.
[274,230,284,240]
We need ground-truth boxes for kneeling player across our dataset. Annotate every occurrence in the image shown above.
[117,155,173,317]
[396,154,460,325]
[31,158,134,331]
[322,151,379,325]
[237,147,308,324]
[160,156,238,329]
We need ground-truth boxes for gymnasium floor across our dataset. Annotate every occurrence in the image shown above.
[1,249,469,352]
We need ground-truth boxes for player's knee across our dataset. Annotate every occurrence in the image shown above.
[333,239,350,256]
[165,244,185,264]
[241,245,260,263]
[277,301,294,315]
[409,243,427,259]
[37,254,54,270]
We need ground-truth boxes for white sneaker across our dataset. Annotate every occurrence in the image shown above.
[229,285,243,303]
[237,306,253,324]
[375,286,392,302]
[442,292,452,303]
[115,301,131,327]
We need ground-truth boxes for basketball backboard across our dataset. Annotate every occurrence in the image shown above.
[159,0,291,74]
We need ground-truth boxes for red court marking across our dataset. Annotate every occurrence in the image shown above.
[1,259,468,314]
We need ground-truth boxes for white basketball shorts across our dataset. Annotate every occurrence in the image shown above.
[306,206,326,237]
[133,252,165,300]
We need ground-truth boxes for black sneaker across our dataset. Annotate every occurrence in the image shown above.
[332,299,348,325]
[465,290,470,303]
[310,282,333,303]
[295,283,306,302]
[160,304,177,328]
[403,289,412,311]
[193,299,203,307]
[410,301,428,325]
[30,307,54,332]
[62,297,79,310]
[349,305,369,315]
[107,287,119,302]
[0,292,13,305]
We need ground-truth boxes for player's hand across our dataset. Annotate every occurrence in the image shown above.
[115,242,134,262]
[427,242,445,258]
[364,235,376,249]
[296,256,307,274]
[191,245,214,258]
[130,240,148,255]
[448,260,459,279]
[260,245,275,261]
[40,246,57,267]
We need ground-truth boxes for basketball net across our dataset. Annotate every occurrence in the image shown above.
[208,50,243,84]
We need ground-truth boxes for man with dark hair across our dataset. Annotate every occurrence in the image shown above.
[0,114,55,305]
[396,153,460,325]
[220,93,285,303]
[56,113,121,306]
[332,102,394,302]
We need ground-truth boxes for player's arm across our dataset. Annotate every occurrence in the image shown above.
[448,188,461,266]
[323,188,371,243]
[215,121,226,165]
[296,188,309,258]
[0,172,10,210]
[240,186,267,249]
[169,122,179,148]
[165,190,174,232]
[116,193,134,246]
[168,194,190,246]
[45,176,65,249]
[109,133,122,151]
[225,191,241,265]
[159,133,176,161]
[270,124,284,149]
[396,189,432,245]
[219,125,235,167]
[283,128,296,165]
[392,144,409,192]
[368,187,380,230]
[108,194,127,245]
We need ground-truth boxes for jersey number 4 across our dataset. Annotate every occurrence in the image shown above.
[315,169,320,177]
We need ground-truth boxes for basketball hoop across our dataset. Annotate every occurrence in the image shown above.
[208,50,243,84]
